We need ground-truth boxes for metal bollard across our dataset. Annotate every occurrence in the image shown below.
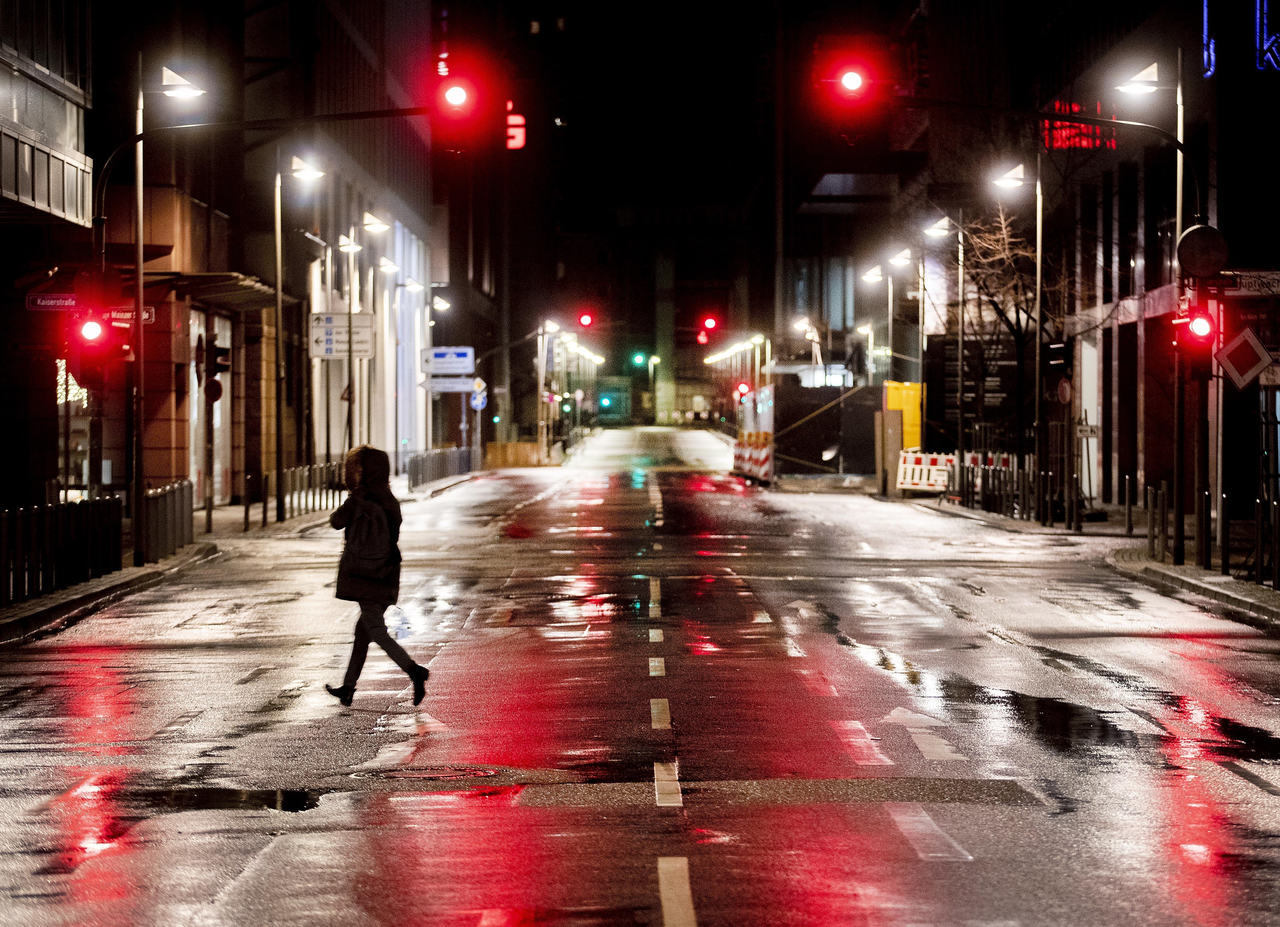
[262,473,269,528]
[1200,490,1212,569]
[1256,498,1265,584]
[1125,475,1133,536]
[1152,483,1162,558]
[1158,483,1169,562]
[244,473,252,532]
[1221,493,1230,576]
[1272,502,1280,590]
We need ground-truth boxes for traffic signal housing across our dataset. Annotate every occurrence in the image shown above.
[811,34,896,147]
[1176,305,1217,372]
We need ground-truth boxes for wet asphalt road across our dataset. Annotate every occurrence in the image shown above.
[3,426,1280,926]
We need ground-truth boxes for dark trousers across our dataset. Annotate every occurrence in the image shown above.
[341,601,418,689]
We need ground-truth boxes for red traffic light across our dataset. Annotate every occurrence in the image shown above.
[1188,313,1213,339]
[701,315,718,330]
[735,382,751,396]
[837,68,866,95]
[437,78,477,118]
[697,330,709,345]
[79,318,104,342]
[443,84,469,108]
[578,311,594,328]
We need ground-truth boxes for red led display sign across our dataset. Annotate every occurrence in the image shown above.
[1041,101,1118,151]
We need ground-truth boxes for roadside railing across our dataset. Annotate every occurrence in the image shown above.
[0,497,124,606]
[140,481,194,563]
[242,464,345,530]
[406,447,482,491]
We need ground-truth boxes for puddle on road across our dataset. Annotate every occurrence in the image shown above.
[813,605,1280,766]
[116,786,324,814]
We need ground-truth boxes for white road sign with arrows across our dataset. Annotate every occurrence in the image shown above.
[311,313,374,359]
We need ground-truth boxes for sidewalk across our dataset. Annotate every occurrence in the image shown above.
[909,493,1280,631]
[0,471,475,645]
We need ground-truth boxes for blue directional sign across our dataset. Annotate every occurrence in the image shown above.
[422,346,475,375]
[470,390,488,411]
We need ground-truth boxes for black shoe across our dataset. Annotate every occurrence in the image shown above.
[411,666,429,706]
[325,684,354,707]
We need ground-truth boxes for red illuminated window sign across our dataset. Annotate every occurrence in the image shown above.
[506,100,526,150]
[1041,101,1117,151]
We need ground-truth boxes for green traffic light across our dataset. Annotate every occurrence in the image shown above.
[632,353,645,366]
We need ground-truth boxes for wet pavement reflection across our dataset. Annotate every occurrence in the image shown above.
[2,427,1280,924]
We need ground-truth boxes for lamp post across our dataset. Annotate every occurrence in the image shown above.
[273,153,324,521]
[535,321,559,464]
[993,158,1043,515]
[133,60,204,565]
[1117,49,1184,279]
[1118,51,1189,561]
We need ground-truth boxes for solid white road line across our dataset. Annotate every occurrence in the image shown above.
[784,637,806,657]
[752,610,772,623]
[649,577,662,618]
[651,698,672,729]
[885,802,973,861]
[650,657,667,677]
[650,629,664,643]
[831,720,894,765]
[654,761,683,807]
[657,857,698,927]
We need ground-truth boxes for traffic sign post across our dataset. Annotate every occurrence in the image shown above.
[310,313,374,359]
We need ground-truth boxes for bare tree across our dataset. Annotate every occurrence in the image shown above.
[959,206,1068,458]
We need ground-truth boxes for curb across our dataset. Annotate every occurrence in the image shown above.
[1105,553,1280,631]
[0,542,220,645]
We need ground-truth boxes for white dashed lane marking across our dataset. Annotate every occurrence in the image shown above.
[654,761,683,807]
[650,629,664,643]
[649,657,666,677]
[885,802,973,861]
[651,698,672,730]
[831,720,894,765]
[649,577,662,618]
[657,857,698,926]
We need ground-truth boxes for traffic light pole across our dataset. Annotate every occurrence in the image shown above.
[1173,347,1185,565]
[132,57,147,566]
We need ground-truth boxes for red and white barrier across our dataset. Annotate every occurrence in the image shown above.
[896,451,956,492]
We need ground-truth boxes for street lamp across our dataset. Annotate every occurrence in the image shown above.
[536,321,560,464]
[274,152,324,521]
[133,61,204,565]
[856,324,875,382]
[922,213,966,462]
[1117,52,1184,281]
[992,156,1044,516]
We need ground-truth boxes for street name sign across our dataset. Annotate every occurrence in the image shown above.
[422,346,475,375]
[311,313,374,359]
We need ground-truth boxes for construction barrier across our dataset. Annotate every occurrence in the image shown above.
[895,451,956,492]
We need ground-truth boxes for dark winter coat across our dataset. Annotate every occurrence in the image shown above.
[332,486,402,605]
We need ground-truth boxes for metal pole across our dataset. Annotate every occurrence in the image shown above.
[425,292,433,452]
[886,275,894,382]
[346,226,355,452]
[957,210,965,466]
[1033,152,1044,521]
[132,57,146,566]
[274,149,286,522]
[1173,348,1185,564]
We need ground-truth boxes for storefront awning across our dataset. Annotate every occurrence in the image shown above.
[165,272,300,313]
